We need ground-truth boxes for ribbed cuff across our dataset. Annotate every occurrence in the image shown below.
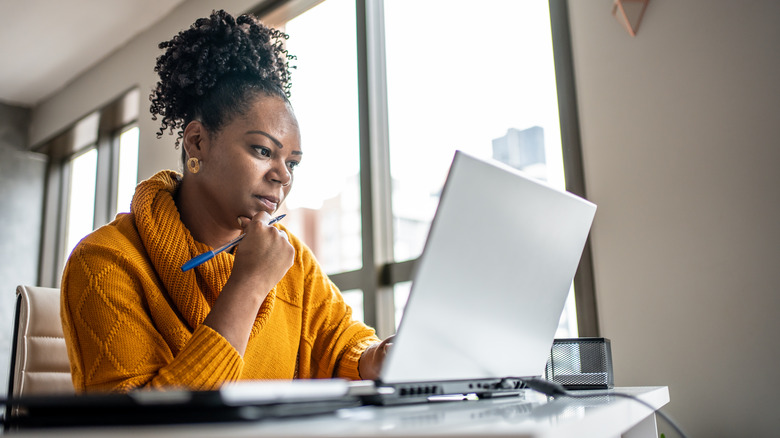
[154,324,243,390]
[338,337,379,380]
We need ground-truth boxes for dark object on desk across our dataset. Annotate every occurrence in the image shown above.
[545,338,614,389]
[4,380,360,430]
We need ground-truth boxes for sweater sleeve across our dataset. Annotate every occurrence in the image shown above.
[294,243,380,380]
[61,237,243,392]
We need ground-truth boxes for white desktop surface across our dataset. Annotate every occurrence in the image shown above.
[13,387,669,438]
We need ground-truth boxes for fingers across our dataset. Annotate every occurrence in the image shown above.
[239,212,287,230]
[232,220,294,284]
[236,213,267,229]
[358,336,395,380]
[234,211,292,258]
[250,211,272,226]
[237,213,275,237]
[379,335,395,350]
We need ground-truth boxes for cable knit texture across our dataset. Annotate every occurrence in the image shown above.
[61,170,378,392]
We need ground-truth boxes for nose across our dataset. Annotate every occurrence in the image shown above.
[269,159,292,187]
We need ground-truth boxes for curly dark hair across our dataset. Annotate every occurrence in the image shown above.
[149,9,295,149]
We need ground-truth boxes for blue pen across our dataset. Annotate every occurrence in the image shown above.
[181,214,287,272]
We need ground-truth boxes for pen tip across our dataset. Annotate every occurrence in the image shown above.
[269,213,286,225]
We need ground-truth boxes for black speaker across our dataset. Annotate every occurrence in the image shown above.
[545,338,614,389]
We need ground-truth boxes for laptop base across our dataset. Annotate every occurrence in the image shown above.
[363,377,531,406]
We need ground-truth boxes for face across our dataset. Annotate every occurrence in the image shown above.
[185,94,302,230]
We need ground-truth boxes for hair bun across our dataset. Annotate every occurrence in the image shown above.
[150,9,294,146]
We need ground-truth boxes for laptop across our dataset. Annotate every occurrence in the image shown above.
[365,150,596,404]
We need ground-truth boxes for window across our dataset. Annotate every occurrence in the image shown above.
[255,0,595,339]
[254,0,595,337]
[115,125,140,217]
[63,147,98,262]
[383,0,577,336]
[39,89,140,286]
[275,0,363,275]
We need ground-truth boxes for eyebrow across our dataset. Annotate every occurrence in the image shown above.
[246,130,303,155]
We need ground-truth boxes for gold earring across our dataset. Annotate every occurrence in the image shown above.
[187,157,201,174]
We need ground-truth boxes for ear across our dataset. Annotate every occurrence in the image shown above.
[181,120,209,160]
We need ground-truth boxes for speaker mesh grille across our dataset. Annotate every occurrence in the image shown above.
[545,338,613,389]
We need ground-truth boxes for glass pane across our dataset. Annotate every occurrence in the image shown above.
[341,289,364,324]
[385,0,577,336]
[115,126,139,216]
[393,281,412,331]
[64,148,98,261]
[385,0,565,260]
[280,0,362,275]
[555,285,579,338]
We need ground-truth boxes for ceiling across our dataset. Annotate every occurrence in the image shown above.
[0,0,187,107]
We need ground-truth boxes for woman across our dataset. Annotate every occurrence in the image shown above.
[60,10,390,392]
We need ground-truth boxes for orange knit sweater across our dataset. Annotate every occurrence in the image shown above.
[60,170,378,392]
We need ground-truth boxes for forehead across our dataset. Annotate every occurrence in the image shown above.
[234,94,301,145]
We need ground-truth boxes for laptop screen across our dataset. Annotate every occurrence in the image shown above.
[380,151,596,384]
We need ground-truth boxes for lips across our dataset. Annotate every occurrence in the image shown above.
[255,195,279,212]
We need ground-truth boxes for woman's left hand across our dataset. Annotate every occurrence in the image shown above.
[358,335,394,380]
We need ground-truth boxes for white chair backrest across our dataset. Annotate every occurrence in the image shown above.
[8,285,74,397]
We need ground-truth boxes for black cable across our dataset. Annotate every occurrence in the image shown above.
[521,377,687,438]
[0,395,7,428]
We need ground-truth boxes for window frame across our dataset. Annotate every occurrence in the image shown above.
[38,88,140,287]
[250,0,599,338]
[549,0,599,337]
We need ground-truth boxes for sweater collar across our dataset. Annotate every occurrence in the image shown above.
[131,170,236,330]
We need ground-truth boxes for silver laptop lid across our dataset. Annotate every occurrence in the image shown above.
[380,151,596,384]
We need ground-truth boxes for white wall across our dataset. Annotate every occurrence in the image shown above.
[0,103,45,398]
[568,1,780,436]
[29,0,266,180]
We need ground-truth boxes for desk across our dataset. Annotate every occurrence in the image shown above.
[13,387,668,438]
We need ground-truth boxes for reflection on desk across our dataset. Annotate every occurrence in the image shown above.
[14,387,669,438]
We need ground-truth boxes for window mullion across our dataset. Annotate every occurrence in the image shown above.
[357,0,395,338]
[93,129,114,229]
[365,0,395,338]
[549,0,600,337]
[38,158,68,288]
[108,131,122,220]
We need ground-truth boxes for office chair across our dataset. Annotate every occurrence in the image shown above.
[7,285,74,399]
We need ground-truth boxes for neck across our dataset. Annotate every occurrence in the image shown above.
[175,175,241,249]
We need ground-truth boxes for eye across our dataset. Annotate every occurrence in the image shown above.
[287,161,300,171]
[253,145,272,158]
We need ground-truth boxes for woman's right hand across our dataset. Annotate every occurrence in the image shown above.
[203,212,294,356]
[232,212,295,293]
